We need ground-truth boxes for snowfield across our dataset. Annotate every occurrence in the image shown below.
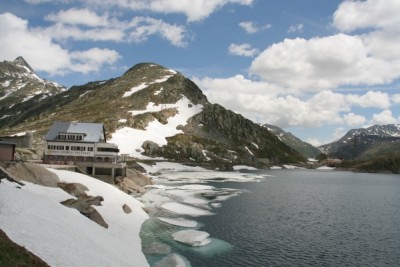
[110,96,203,158]
[0,169,150,267]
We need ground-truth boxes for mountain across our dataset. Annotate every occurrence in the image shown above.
[319,124,400,160]
[0,57,66,127]
[0,60,304,166]
[263,124,321,158]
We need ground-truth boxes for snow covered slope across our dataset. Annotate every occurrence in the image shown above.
[0,169,149,267]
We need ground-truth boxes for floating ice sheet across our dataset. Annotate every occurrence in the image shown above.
[172,230,211,247]
[162,202,213,216]
[157,217,198,228]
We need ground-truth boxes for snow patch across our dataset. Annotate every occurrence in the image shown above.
[110,97,203,158]
[0,169,150,267]
[123,71,175,98]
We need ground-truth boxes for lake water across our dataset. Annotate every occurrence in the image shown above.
[142,170,400,266]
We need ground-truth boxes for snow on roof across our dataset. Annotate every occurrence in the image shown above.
[45,121,105,142]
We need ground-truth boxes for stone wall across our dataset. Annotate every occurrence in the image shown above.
[0,132,33,149]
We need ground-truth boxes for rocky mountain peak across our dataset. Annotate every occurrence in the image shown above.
[14,56,35,74]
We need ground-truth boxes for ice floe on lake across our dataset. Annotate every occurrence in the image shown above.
[172,230,211,247]
[162,202,213,216]
[157,217,198,228]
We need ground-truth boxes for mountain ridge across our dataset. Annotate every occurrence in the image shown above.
[0,58,304,166]
[319,124,400,160]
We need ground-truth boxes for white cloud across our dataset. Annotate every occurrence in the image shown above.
[370,110,399,125]
[249,34,400,91]
[229,43,259,57]
[127,17,190,47]
[194,76,350,128]
[343,113,366,126]
[40,8,191,47]
[333,0,400,32]
[0,12,120,75]
[287,23,303,33]
[346,91,391,109]
[83,0,254,22]
[239,21,271,34]
[249,0,400,92]
[40,23,125,42]
[392,94,400,104]
[306,138,322,147]
[45,8,109,27]
[69,48,121,73]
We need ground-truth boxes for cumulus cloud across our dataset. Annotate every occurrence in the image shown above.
[370,110,399,125]
[392,94,400,104]
[194,76,351,128]
[0,12,120,75]
[343,113,366,126]
[333,0,400,32]
[239,21,271,34]
[249,34,400,91]
[249,0,400,92]
[346,91,391,109]
[229,43,259,57]
[194,73,398,130]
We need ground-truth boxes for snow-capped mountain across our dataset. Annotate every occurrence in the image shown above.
[319,124,400,160]
[263,123,321,158]
[0,57,66,126]
[0,60,304,165]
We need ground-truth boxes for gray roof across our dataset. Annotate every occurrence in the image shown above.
[45,121,105,142]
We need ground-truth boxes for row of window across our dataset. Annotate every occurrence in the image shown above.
[57,134,85,141]
[47,145,117,153]
[48,145,93,152]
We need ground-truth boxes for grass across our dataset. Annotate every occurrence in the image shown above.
[0,229,49,267]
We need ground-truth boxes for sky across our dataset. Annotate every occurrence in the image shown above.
[1,0,399,146]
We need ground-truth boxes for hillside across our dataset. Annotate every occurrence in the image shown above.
[0,59,304,166]
[263,124,321,158]
[319,124,400,160]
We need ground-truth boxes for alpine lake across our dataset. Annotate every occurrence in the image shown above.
[140,169,400,267]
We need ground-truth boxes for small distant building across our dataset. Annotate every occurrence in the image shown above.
[324,158,342,167]
[0,131,33,149]
[43,121,126,183]
[0,141,16,161]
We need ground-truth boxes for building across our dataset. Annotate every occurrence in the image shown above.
[0,141,16,161]
[43,121,126,183]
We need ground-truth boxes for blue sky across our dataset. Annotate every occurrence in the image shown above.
[1,0,399,146]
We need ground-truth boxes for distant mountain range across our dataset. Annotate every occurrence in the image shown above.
[0,57,304,166]
[263,124,321,158]
[319,124,400,160]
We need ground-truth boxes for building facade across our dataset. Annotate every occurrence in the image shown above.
[44,121,126,183]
